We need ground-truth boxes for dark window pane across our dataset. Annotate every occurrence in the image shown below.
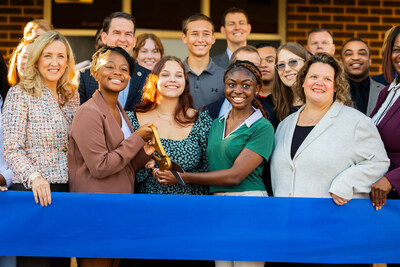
[51,0,121,29]
[131,0,201,30]
[211,0,279,34]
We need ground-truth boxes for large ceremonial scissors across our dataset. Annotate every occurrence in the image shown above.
[150,125,185,185]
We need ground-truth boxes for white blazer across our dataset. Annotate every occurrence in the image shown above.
[271,101,389,200]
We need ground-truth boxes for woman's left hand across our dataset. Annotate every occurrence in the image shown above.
[31,176,51,207]
[144,159,155,169]
[0,186,8,192]
[330,193,349,205]
[143,137,156,156]
[371,176,392,210]
[153,169,179,185]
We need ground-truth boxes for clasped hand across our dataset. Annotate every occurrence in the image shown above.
[370,176,392,210]
[152,168,179,185]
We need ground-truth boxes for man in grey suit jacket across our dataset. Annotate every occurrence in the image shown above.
[77,12,150,111]
[213,7,251,69]
[341,38,384,115]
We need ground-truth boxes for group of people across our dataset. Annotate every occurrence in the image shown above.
[0,6,399,267]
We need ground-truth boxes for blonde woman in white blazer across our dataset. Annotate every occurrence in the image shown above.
[271,54,389,205]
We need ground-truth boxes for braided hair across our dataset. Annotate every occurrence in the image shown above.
[91,46,134,77]
[223,60,268,118]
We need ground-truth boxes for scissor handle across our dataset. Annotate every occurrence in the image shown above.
[150,125,167,157]
[152,154,171,171]
[150,125,171,171]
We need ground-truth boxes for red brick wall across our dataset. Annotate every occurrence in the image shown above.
[0,0,44,61]
[1,0,399,76]
[287,0,399,75]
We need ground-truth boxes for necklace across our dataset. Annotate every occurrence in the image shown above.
[226,109,254,136]
[156,109,175,126]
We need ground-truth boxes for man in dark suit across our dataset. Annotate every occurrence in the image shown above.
[77,12,150,111]
[213,7,251,69]
[340,38,385,115]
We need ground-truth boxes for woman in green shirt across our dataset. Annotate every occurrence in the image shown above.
[154,60,274,267]
[155,60,274,193]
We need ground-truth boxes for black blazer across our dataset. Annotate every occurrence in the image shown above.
[78,62,150,111]
[204,98,225,120]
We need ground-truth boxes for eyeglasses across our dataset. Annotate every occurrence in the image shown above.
[275,58,305,71]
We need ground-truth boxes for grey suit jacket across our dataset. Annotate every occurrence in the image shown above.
[367,78,385,116]
[271,101,389,200]
[212,51,230,69]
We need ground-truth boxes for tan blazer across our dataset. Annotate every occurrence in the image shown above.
[68,90,150,193]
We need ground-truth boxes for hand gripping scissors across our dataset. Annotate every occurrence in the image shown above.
[150,125,185,185]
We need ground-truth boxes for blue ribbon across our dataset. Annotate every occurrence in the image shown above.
[0,191,399,263]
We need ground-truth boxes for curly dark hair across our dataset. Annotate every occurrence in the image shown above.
[292,53,352,106]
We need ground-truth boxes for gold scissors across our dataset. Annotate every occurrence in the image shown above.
[150,125,185,185]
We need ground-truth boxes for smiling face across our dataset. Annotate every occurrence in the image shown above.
[37,40,68,90]
[182,20,215,58]
[257,46,276,82]
[136,38,162,71]
[17,43,32,79]
[277,49,305,87]
[391,34,400,76]
[102,18,136,56]
[341,40,371,81]
[307,31,335,56]
[157,60,186,99]
[303,62,335,107]
[225,68,259,110]
[94,52,130,93]
[221,12,251,47]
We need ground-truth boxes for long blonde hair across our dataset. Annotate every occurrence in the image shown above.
[21,31,76,103]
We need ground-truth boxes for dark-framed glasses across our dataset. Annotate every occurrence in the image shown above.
[275,58,305,71]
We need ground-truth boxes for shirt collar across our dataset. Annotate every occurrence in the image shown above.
[388,77,400,92]
[226,48,233,60]
[184,57,216,75]
[349,76,370,88]
[219,107,263,128]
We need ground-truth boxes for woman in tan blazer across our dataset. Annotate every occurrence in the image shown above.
[68,47,154,267]
[68,46,154,194]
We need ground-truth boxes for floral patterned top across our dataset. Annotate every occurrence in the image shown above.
[3,85,79,188]
[127,110,212,195]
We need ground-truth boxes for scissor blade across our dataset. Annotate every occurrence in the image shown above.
[171,170,185,186]
[171,161,184,173]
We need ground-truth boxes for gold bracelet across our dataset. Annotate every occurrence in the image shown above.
[29,174,42,188]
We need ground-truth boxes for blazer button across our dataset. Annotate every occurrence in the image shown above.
[291,166,294,172]
[62,146,68,152]
[289,193,292,197]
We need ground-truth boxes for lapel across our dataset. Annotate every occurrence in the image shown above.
[370,85,390,117]
[377,92,400,131]
[367,78,384,116]
[283,107,302,163]
[123,76,134,111]
[292,102,343,160]
[92,90,125,143]
[119,101,134,133]
[124,63,150,111]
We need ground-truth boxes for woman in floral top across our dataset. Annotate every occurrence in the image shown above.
[3,31,79,212]
[128,56,212,195]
